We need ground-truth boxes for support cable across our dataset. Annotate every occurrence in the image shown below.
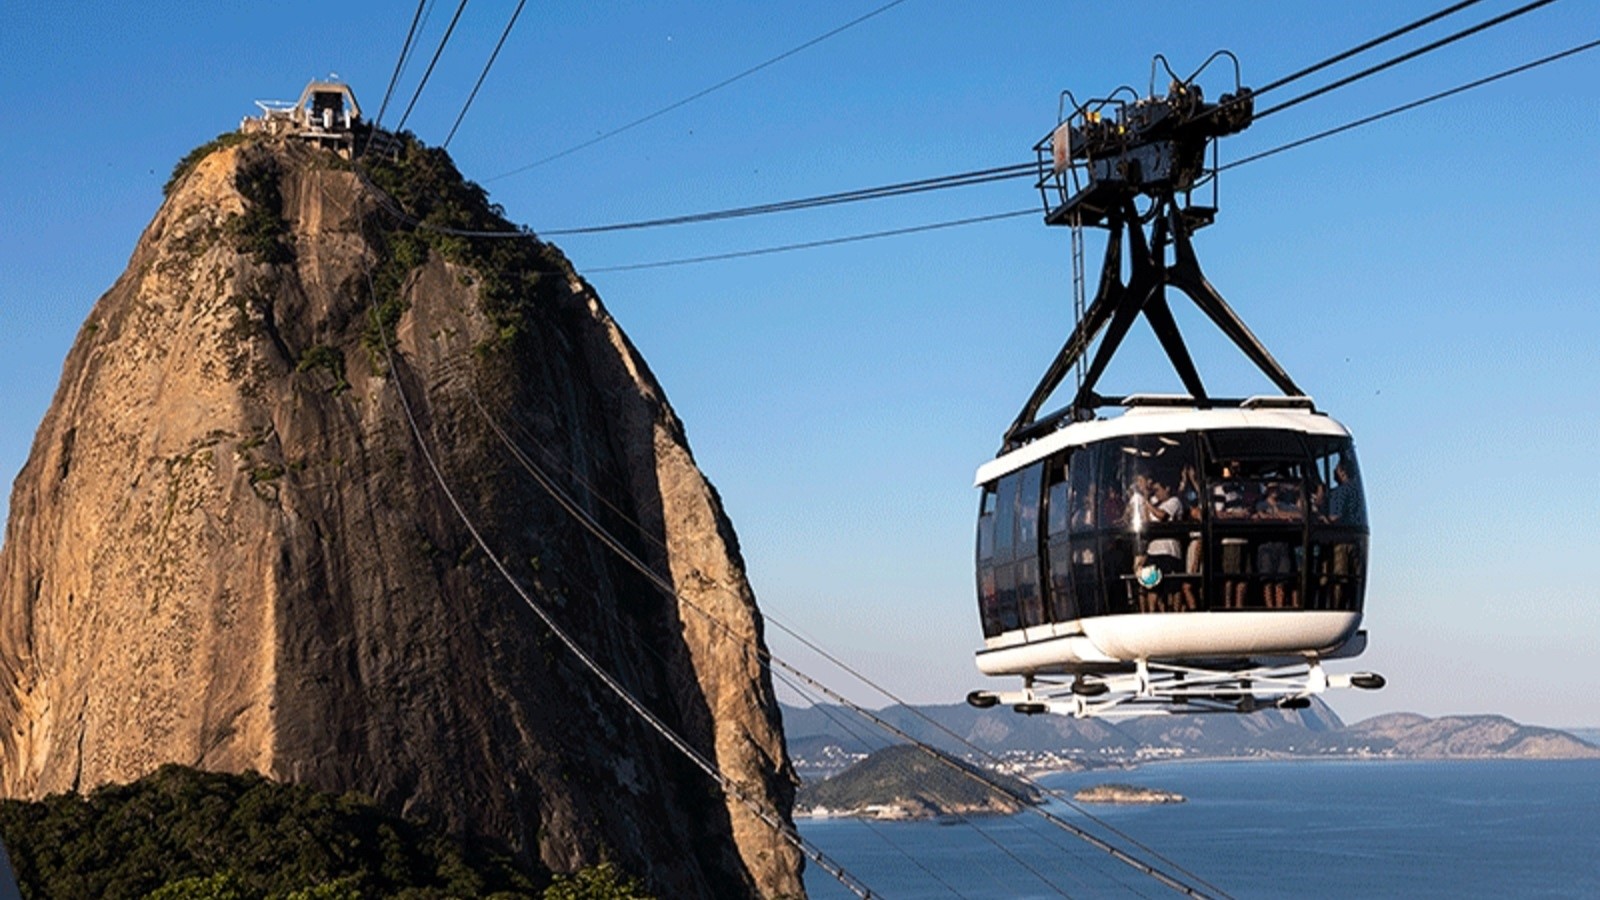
[772,677,1012,900]
[443,0,528,148]
[583,209,1034,272]
[488,0,913,179]
[1224,36,1600,170]
[1253,0,1560,120]
[540,163,1036,236]
[1252,0,1486,96]
[577,33,1600,272]
[377,0,1561,246]
[394,0,473,135]
[374,0,431,133]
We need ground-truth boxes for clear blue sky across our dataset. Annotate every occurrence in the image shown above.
[2,2,1597,727]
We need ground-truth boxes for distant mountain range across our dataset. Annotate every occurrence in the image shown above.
[782,701,1600,779]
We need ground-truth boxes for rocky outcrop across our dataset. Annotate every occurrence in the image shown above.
[1073,784,1185,804]
[0,136,804,897]
[795,744,1039,819]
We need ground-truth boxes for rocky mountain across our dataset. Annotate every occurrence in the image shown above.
[1278,713,1600,759]
[0,133,802,897]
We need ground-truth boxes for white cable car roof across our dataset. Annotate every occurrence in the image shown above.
[974,398,1352,487]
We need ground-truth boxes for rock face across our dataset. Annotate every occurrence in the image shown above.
[0,136,804,897]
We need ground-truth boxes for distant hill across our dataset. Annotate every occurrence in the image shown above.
[1299,714,1600,759]
[796,745,1040,819]
[782,702,1600,775]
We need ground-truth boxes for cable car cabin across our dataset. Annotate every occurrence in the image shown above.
[972,400,1368,679]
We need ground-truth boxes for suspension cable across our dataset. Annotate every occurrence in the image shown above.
[368,0,1562,249]
[1253,0,1486,96]
[576,33,1600,273]
[1225,35,1600,170]
[487,0,914,180]
[442,0,527,148]
[394,0,472,135]
[373,0,431,133]
[1254,0,1560,120]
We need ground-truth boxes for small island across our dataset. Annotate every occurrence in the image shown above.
[1073,783,1186,805]
[797,745,1041,820]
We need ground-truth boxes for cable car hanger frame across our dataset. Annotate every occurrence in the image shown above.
[1008,57,1306,452]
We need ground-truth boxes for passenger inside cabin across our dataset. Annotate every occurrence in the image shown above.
[1327,460,1365,527]
[1179,464,1203,521]
[1254,484,1299,609]
[1211,460,1250,519]
[1143,479,1186,612]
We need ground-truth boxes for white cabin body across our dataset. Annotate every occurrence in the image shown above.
[973,401,1369,678]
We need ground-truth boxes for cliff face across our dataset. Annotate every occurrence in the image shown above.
[0,137,804,898]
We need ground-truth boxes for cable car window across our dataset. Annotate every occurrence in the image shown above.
[1205,429,1308,461]
[1067,447,1098,534]
[1308,533,1366,611]
[977,566,1001,636]
[976,484,997,562]
[1047,539,1076,621]
[1207,457,1306,522]
[1016,464,1044,556]
[1310,436,1365,528]
[994,563,1019,633]
[993,474,1018,561]
[1096,434,1199,613]
[1070,534,1102,617]
[1017,556,1044,627]
[1045,454,1070,536]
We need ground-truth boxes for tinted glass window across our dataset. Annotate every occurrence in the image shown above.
[1308,436,1365,528]
[1016,557,1043,627]
[1205,444,1307,524]
[1308,532,1366,611]
[1207,429,1308,461]
[1045,455,1070,536]
[1069,535,1103,617]
[976,485,996,561]
[993,474,1018,561]
[1067,448,1098,534]
[1097,434,1196,534]
[1016,464,1044,557]
[1047,538,1076,621]
[977,565,1000,636]
[994,563,1019,633]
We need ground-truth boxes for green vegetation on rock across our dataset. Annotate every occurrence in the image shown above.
[357,134,579,360]
[0,764,655,899]
[225,155,293,265]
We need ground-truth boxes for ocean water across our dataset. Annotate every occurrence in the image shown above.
[799,760,1600,899]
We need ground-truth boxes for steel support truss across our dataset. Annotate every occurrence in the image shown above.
[1005,192,1306,450]
[969,658,1386,719]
